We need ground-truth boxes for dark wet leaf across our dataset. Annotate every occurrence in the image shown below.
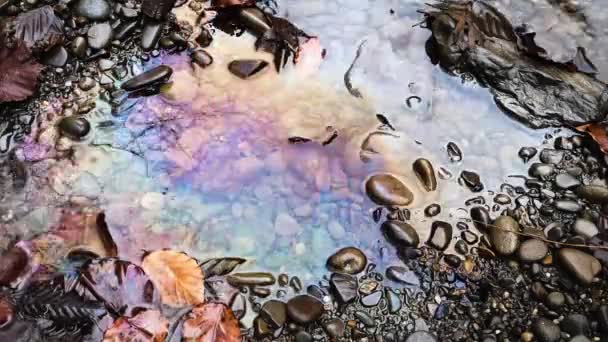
[0,40,43,103]
[288,136,311,144]
[14,6,63,50]
[102,309,169,342]
[577,123,608,154]
[181,303,240,342]
[77,258,160,316]
[376,114,395,131]
[199,257,246,278]
[141,250,205,307]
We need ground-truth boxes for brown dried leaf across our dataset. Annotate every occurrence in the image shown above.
[141,250,205,307]
[54,209,118,259]
[182,303,240,342]
[0,242,32,287]
[577,123,608,154]
[103,309,169,342]
[0,40,43,103]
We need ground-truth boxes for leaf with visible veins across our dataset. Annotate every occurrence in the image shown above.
[182,303,240,342]
[0,40,43,103]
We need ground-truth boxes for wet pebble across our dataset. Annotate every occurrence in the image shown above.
[532,318,561,342]
[71,36,87,59]
[427,221,452,251]
[326,247,367,275]
[596,305,608,333]
[455,240,468,255]
[443,254,461,268]
[554,199,582,213]
[557,248,602,284]
[424,204,441,217]
[365,174,414,206]
[42,46,68,67]
[355,311,375,327]
[539,149,564,164]
[228,59,269,79]
[386,266,420,286]
[529,163,555,179]
[446,142,462,162]
[459,170,483,192]
[405,331,439,342]
[227,272,276,286]
[58,117,91,140]
[295,331,312,342]
[545,292,565,310]
[260,300,287,328]
[381,221,419,248]
[573,219,599,239]
[122,65,173,91]
[76,0,111,20]
[196,28,213,47]
[286,295,324,324]
[560,314,590,336]
[577,185,608,204]
[289,277,302,292]
[413,158,437,192]
[470,206,490,231]
[323,319,345,339]
[330,273,358,304]
[489,216,519,256]
[79,77,96,91]
[554,173,581,189]
[518,147,537,163]
[87,23,113,49]
[141,20,163,50]
[191,49,213,68]
[493,194,511,205]
[361,291,382,307]
[517,239,548,262]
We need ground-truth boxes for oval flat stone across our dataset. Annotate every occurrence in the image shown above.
[412,158,437,192]
[228,59,269,79]
[87,23,113,49]
[192,49,213,68]
[557,248,602,284]
[121,65,173,91]
[71,36,88,59]
[577,185,608,204]
[75,0,111,20]
[227,272,276,286]
[286,295,324,324]
[141,20,164,51]
[490,216,519,256]
[42,45,68,67]
[365,174,413,206]
[517,239,548,262]
[260,300,287,328]
[326,247,367,275]
[58,117,91,140]
[381,220,420,248]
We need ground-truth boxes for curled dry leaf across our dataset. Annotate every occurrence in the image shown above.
[77,258,160,316]
[182,303,240,342]
[141,250,205,307]
[0,40,43,103]
[577,123,608,154]
[14,5,63,50]
[0,242,32,288]
[103,309,169,342]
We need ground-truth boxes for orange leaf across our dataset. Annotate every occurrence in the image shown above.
[103,309,169,342]
[577,123,608,154]
[182,303,240,342]
[141,250,205,307]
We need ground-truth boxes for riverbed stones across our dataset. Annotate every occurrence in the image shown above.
[413,158,437,191]
[459,170,483,192]
[87,23,113,49]
[381,221,419,248]
[330,273,358,304]
[122,65,173,91]
[427,221,452,251]
[517,239,548,262]
[191,49,213,68]
[260,300,287,328]
[361,291,382,307]
[532,318,561,342]
[228,59,269,79]
[75,0,111,20]
[557,248,602,284]
[489,216,519,256]
[577,184,608,204]
[227,272,276,286]
[573,218,599,239]
[326,247,367,275]
[58,117,91,140]
[554,173,580,189]
[286,295,323,324]
[365,174,414,206]
[545,291,565,310]
[539,149,564,164]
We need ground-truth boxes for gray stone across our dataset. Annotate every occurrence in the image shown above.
[554,199,582,212]
[260,300,287,328]
[78,77,96,91]
[573,219,599,239]
[577,185,608,204]
[517,239,548,262]
[557,248,602,284]
[87,23,113,49]
[386,266,420,286]
[529,163,555,179]
[540,149,564,164]
[405,331,439,342]
[518,147,537,163]
[42,45,68,67]
[141,20,163,51]
[365,174,414,206]
[560,314,590,336]
[75,0,111,20]
[532,318,561,342]
[554,173,580,189]
[489,216,519,256]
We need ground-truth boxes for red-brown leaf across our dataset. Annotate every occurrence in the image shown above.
[182,303,240,342]
[577,123,608,154]
[0,40,43,103]
[103,309,169,342]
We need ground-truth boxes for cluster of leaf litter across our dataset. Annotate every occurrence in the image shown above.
[0,207,245,341]
[421,0,608,129]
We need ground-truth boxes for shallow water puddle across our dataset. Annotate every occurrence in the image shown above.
[5,0,561,281]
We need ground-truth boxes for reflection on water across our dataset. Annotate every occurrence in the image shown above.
[5,0,599,280]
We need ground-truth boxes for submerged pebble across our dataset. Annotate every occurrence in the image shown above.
[122,65,173,91]
[412,158,437,192]
[365,174,413,206]
[326,247,367,275]
[58,117,91,140]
